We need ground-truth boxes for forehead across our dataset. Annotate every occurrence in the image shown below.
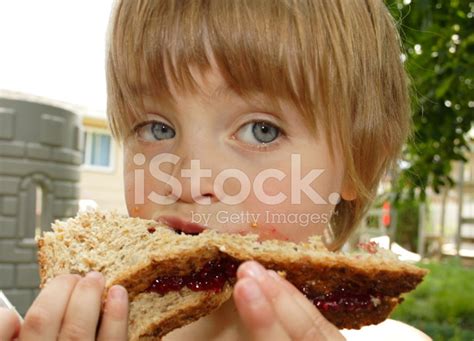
[141,63,286,113]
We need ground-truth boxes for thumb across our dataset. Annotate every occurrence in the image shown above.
[0,307,21,341]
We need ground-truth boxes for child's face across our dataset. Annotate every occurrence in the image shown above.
[123,65,348,242]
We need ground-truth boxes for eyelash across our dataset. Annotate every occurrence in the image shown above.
[133,120,153,132]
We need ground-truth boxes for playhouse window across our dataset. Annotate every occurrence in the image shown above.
[35,184,43,238]
[83,131,112,167]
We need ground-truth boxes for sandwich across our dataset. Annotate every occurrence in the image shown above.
[37,210,428,340]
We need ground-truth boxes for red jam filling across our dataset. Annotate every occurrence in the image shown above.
[147,260,380,312]
[300,286,380,312]
[147,257,240,294]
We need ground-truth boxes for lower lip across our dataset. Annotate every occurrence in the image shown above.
[158,216,206,234]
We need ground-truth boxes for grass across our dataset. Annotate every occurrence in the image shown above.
[390,258,474,341]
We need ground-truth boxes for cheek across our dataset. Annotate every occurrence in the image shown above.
[261,175,291,197]
[240,167,338,242]
[254,168,341,206]
[123,152,165,219]
[124,162,147,217]
[123,153,136,215]
[221,177,245,197]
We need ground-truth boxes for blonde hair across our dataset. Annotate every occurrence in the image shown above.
[106,0,411,250]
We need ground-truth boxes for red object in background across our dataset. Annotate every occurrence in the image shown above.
[382,202,391,227]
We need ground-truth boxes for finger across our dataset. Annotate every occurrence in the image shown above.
[238,261,324,340]
[234,277,291,341]
[239,261,343,341]
[97,285,129,341]
[267,270,345,341]
[20,274,81,340]
[58,271,105,340]
[0,307,21,340]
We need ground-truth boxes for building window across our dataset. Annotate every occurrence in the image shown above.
[83,131,112,168]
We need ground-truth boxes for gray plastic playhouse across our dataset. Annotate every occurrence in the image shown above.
[0,96,83,315]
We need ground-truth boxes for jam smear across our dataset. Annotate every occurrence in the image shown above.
[147,257,240,294]
[358,241,379,254]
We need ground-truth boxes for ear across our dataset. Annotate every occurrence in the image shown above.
[341,178,357,201]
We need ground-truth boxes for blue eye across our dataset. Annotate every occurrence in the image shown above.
[151,122,175,140]
[236,121,280,145]
[136,121,176,141]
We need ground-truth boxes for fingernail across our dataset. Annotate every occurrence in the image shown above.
[241,279,263,301]
[267,270,281,281]
[86,271,104,283]
[245,261,266,280]
[109,285,127,301]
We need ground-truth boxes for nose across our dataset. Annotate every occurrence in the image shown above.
[170,157,219,204]
[163,141,220,205]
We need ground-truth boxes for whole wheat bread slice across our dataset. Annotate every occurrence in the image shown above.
[37,209,427,340]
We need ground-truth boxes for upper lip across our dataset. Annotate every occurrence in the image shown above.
[157,215,207,235]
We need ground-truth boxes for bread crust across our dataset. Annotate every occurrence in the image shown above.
[129,285,233,340]
[322,297,402,329]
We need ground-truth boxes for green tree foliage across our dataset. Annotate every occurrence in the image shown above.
[386,0,474,201]
[391,259,474,340]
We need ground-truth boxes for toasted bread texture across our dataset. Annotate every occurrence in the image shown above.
[37,210,427,340]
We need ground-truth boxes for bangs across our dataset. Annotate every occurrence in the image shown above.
[107,0,340,143]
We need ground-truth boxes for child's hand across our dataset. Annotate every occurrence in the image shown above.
[0,307,21,340]
[12,272,129,341]
[234,261,346,341]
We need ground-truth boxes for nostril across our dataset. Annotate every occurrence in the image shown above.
[203,192,217,201]
[193,192,216,205]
